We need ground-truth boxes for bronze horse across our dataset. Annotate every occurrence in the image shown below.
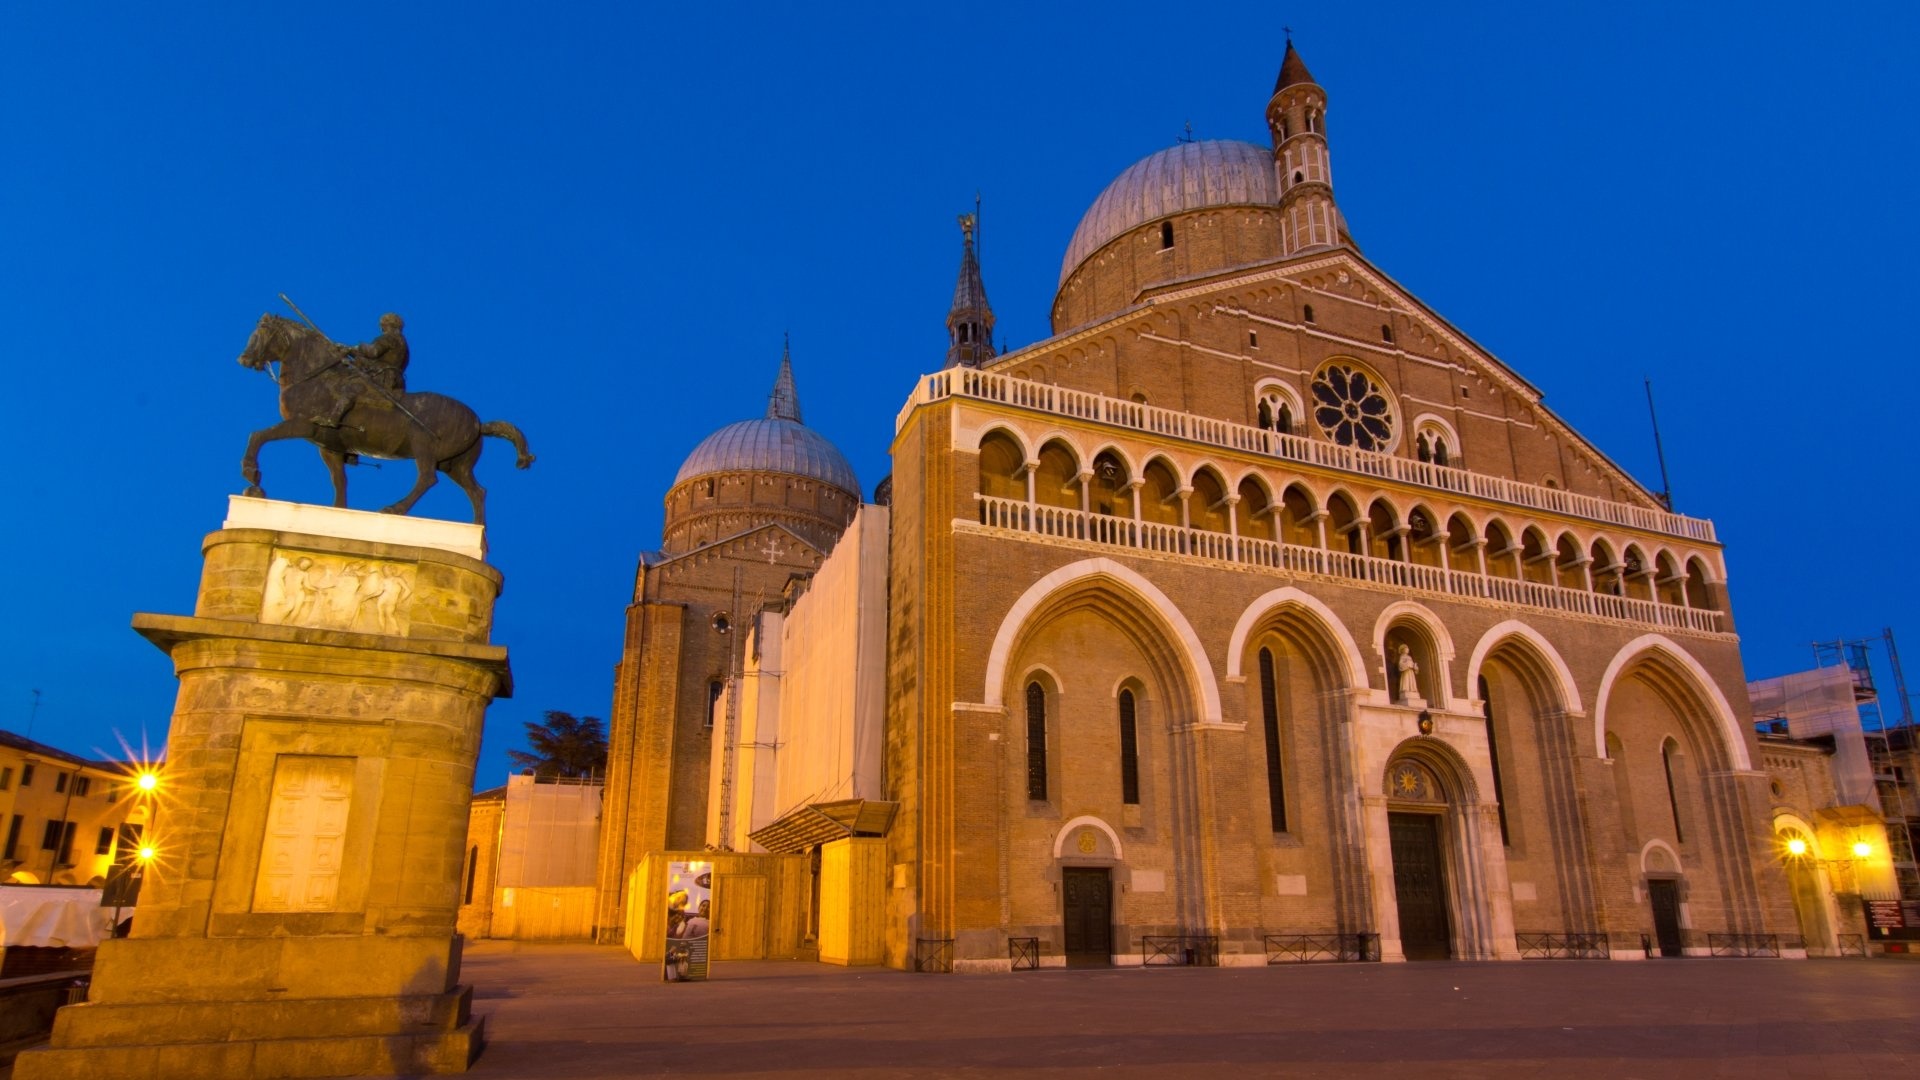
[238,314,534,524]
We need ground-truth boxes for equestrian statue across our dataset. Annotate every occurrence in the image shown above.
[237,307,534,525]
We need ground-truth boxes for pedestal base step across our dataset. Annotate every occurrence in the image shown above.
[12,1017,483,1079]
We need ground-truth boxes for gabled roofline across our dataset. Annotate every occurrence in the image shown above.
[994,245,1668,511]
[640,521,829,570]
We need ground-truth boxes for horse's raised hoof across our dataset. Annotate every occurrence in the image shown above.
[243,485,265,498]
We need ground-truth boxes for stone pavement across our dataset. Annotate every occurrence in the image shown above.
[461,942,1919,1079]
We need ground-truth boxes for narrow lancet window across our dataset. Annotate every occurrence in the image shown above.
[1479,676,1510,845]
[1026,682,1048,801]
[1662,739,1685,843]
[1259,648,1288,831]
[1119,689,1140,805]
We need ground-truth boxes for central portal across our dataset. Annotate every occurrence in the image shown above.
[1389,812,1451,960]
[1061,867,1112,965]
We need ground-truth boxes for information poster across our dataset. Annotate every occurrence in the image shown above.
[1865,899,1918,942]
[663,860,713,982]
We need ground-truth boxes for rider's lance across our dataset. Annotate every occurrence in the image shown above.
[277,292,435,435]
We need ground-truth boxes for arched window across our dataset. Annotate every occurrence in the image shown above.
[1258,648,1289,832]
[1118,689,1140,805]
[1160,220,1174,249]
[1479,676,1510,845]
[977,430,1025,503]
[464,845,479,904]
[1026,682,1048,801]
[1661,738,1685,843]
[1190,469,1230,533]
[1303,303,1315,324]
[1257,389,1294,434]
[1381,323,1395,344]
[1090,451,1128,517]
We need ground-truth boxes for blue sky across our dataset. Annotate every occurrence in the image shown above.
[3,2,1915,784]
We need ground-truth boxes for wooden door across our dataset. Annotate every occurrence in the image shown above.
[1649,879,1684,957]
[253,755,354,912]
[1062,867,1112,963]
[1389,812,1451,960]
[713,874,768,960]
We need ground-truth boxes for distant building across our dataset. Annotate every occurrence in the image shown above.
[0,730,145,887]
[1751,647,1920,954]
[459,773,601,940]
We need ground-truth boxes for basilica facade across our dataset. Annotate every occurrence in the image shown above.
[595,43,1798,968]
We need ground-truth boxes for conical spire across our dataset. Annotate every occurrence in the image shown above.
[946,211,997,369]
[766,333,802,422]
[1268,39,1345,255]
[1273,38,1316,93]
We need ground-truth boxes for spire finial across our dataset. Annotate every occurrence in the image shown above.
[767,337,802,423]
[945,200,996,369]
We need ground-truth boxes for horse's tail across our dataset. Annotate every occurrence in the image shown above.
[481,420,536,469]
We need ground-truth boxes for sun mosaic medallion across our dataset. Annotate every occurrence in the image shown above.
[1390,760,1442,803]
[1311,362,1395,450]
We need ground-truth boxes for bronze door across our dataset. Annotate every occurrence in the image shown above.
[1062,867,1112,963]
[1649,879,1684,957]
[1389,812,1451,960]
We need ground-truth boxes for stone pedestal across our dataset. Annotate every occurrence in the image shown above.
[17,498,510,1080]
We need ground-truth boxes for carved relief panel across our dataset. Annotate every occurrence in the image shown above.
[261,549,415,635]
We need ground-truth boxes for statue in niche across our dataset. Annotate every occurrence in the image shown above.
[1395,643,1421,703]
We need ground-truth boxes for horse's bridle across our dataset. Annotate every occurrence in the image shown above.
[258,317,345,390]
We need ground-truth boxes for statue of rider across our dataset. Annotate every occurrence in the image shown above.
[314,312,410,428]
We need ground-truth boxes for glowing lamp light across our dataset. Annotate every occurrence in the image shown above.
[137,845,157,862]
[1785,837,1807,856]
[1852,841,1872,859]
[136,772,159,793]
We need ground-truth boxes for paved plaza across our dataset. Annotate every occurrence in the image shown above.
[461,942,1919,1079]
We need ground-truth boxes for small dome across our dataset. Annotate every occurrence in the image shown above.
[1059,139,1280,287]
[673,417,859,494]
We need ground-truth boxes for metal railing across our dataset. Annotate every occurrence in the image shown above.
[1008,936,1041,971]
[1706,933,1780,958]
[1515,931,1609,960]
[1263,932,1380,964]
[1835,934,1866,958]
[1141,935,1220,967]
[903,367,1716,542]
[974,494,1727,635]
[914,938,954,973]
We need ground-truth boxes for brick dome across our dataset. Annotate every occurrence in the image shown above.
[1059,139,1280,287]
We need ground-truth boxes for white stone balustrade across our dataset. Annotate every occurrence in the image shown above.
[972,494,1726,636]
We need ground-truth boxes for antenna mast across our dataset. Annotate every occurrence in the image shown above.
[1644,378,1674,512]
[974,191,986,364]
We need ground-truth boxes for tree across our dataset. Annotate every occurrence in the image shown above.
[507,710,607,779]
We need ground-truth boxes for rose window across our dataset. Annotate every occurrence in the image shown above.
[1311,364,1394,450]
